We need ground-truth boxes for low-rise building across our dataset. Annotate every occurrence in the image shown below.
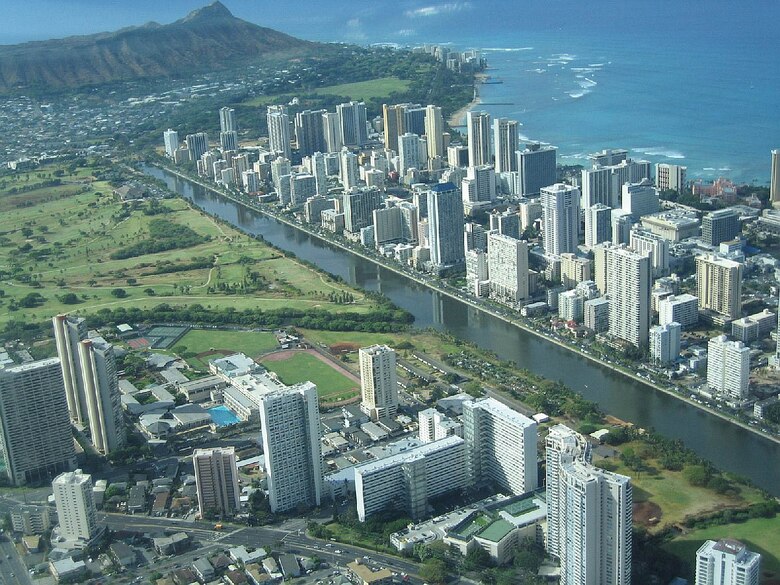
[346,560,393,585]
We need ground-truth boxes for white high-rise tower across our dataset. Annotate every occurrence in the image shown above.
[267,105,291,160]
[493,118,518,173]
[359,345,398,420]
[467,110,492,167]
[52,469,98,543]
[541,183,581,256]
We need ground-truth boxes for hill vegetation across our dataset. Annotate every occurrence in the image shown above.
[0,2,318,93]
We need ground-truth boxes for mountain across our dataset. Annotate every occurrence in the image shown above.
[0,2,318,93]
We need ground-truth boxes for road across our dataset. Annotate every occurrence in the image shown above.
[100,513,421,584]
[0,537,32,585]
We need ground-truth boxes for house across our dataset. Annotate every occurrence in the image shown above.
[49,558,87,583]
[192,557,215,582]
[109,542,136,567]
[224,569,248,585]
[153,532,190,555]
[277,554,300,578]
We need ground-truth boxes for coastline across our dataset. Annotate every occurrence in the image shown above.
[152,164,780,448]
[447,73,486,127]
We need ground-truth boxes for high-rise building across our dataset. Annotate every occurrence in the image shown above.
[707,335,750,400]
[702,208,740,246]
[605,245,651,347]
[343,186,383,234]
[425,105,445,160]
[464,221,488,252]
[295,109,327,157]
[355,436,467,522]
[461,164,496,205]
[77,338,125,454]
[655,163,687,193]
[658,294,699,329]
[630,227,669,277]
[219,107,237,133]
[466,249,489,294]
[589,149,628,167]
[621,179,660,221]
[0,359,76,485]
[541,183,581,256]
[560,253,592,288]
[448,145,469,168]
[398,132,426,175]
[611,209,634,245]
[193,447,241,517]
[337,101,368,148]
[418,409,463,443]
[584,297,610,333]
[359,345,398,420]
[185,132,209,162]
[772,150,780,208]
[493,118,518,173]
[339,148,360,191]
[650,322,681,364]
[382,103,403,152]
[54,316,123,454]
[487,233,528,303]
[163,129,179,157]
[695,539,761,585]
[581,166,614,209]
[585,203,612,248]
[290,173,317,206]
[259,383,323,514]
[220,131,238,152]
[466,111,492,167]
[322,112,343,153]
[696,254,743,321]
[53,314,87,423]
[427,182,465,270]
[267,105,291,160]
[516,143,557,197]
[489,210,521,239]
[463,397,538,495]
[545,425,631,585]
[53,469,98,544]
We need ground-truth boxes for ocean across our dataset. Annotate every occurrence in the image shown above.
[246,0,780,185]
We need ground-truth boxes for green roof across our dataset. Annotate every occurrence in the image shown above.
[477,519,514,543]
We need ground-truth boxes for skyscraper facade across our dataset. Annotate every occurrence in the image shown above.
[193,447,241,517]
[337,101,368,148]
[707,335,750,400]
[259,383,323,514]
[0,359,76,485]
[772,150,780,208]
[219,107,237,133]
[650,322,681,364]
[359,345,398,420]
[163,129,179,157]
[267,105,291,160]
[493,118,518,173]
[463,397,538,496]
[516,143,557,197]
[584,203,612,249]
[185,132,209,162]
[466,110,492,167]
[487,232,528,303]
[53,314,87,423]
[605,245,651,347]
[701,208,740,246]
[655,162,687,193]
[52,469,98,544]
[545,425,631,585]
[696,254,743,321]
[295,109,327,157]
[427,182,465,269]
[78,338,125,454]
[322,112,343,153]
[425,105,445,160]
[541,183,581,256]
[695,539,761,585]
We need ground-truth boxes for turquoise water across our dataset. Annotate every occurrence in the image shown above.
[248,0,779,185]
[208,405,240,427]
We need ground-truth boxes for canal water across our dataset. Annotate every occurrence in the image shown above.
[145,165,780,494]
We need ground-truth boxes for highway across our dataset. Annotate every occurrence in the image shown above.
[0,537,32,585]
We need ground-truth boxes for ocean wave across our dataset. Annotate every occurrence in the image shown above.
[703,167,716,171]
[578,78,597,89]
[571,67,595,72]
[718,167,731,171]
[568,90,590,99]
[633,147,686,159]
[482,47,534,52]
[588,63,605,67]
[552,54,576,61]
[527,68,547,73]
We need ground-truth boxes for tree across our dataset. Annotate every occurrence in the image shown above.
[110,288,128,298]
[57,292,81,305]
[420,559,447,585]
[764,402,780,425]
[683,464,711,487]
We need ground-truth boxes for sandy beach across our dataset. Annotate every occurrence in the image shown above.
[447,73,487,127]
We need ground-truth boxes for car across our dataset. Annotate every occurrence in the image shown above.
[334,550,342,554]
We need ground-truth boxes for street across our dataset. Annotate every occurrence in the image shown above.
[0,537,32,585]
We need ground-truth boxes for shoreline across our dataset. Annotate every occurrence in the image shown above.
[447,73,486,127]
[152,164,780,449]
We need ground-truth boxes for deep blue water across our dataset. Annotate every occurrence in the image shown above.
[243,0,779,185]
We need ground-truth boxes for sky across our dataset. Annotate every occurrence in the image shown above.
[3,0,776,46]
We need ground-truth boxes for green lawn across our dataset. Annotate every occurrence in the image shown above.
[310,77,411,100]
[178,329,279,357]
[260,352,358,402]
[664,516,780,579]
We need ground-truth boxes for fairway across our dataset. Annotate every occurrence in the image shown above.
[664,516,780,578]
[311,77,411,100]
[261,351,358,403]
[178,329,278,357]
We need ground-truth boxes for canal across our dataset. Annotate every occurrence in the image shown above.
[145,165,780,494]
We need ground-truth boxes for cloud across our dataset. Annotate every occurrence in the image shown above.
[404,2,472,18]
[397,28,416,37]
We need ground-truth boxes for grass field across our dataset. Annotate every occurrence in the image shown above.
[242,77,411,107]
[664,517,780,579]
[310,77,411,100]
[260,352,358,402]
[0,162,375,327]
[178,329,279,367]
[601,442,767,531]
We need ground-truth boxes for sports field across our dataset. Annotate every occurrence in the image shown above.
[261,351,359,403]
[178,329,278,357]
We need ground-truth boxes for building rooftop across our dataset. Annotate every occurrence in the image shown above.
[356,436,463,476]
[467,396,536,429]
[476,519,514,543]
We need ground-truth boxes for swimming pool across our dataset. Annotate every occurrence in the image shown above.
[208,405,241,427]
